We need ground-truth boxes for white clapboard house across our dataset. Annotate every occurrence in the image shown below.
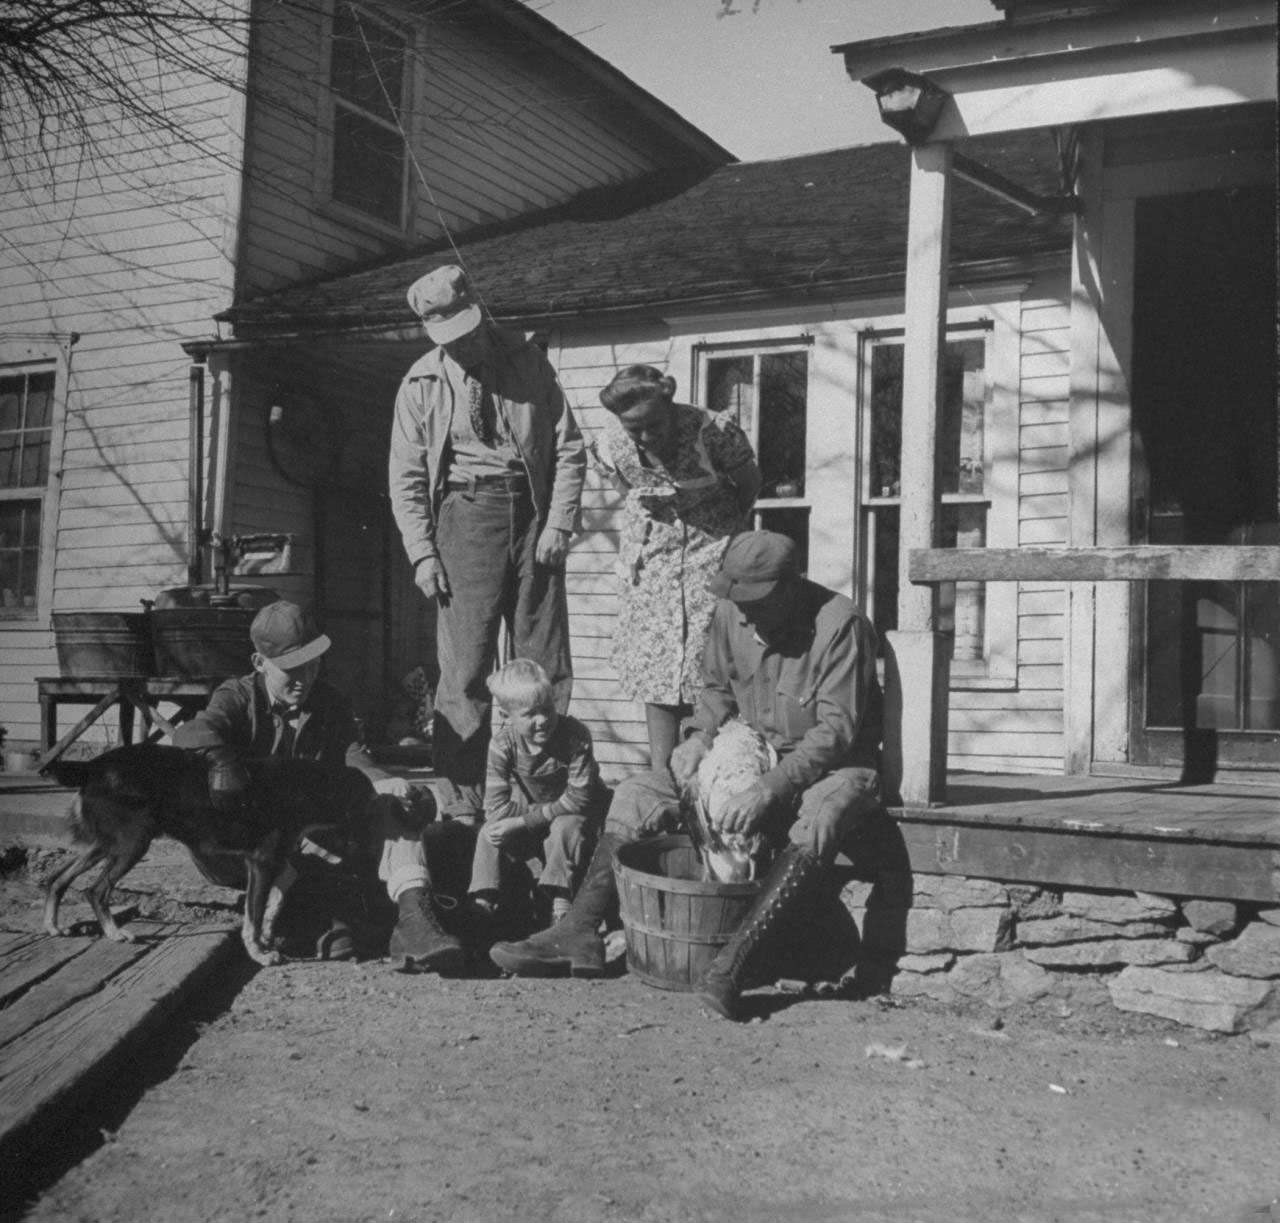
[216,0,1278,916]
[6,0,1277,920]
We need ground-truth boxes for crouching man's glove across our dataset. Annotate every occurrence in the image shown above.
[208,760,253,813]
[371,776,436,832]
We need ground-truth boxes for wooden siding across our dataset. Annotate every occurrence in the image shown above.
[942,278,1070,772]
[237,1,708,298]
[553,328,676,776]
[0,41,244,744]
[988,287,1071,764]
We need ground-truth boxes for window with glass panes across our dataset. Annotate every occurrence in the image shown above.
[862,332,991,661]
[700,343,810,573]
[329,3,407,227]
[0,366,55,618]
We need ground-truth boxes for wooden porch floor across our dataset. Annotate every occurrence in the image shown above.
[888,772,1280,904]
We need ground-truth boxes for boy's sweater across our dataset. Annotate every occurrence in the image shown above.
[483,714,602,834]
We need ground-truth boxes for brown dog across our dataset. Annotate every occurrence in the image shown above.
[42,744,374,965]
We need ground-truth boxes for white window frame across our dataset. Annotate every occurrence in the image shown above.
[317,0,413,236]
[0,338,72,626]
[856,308,1019,686]
[693,335,815,556]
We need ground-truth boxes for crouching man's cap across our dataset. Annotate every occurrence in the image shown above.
[406,264,483,346]
[708,531,798,603]
[250,600,331,669]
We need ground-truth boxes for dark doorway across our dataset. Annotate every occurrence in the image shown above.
[1130,185,1278,775]
[316,484,435,745]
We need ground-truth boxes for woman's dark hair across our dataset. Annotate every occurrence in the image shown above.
[599,365,677,414]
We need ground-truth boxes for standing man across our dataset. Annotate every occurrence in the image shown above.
[490,531,884,1021]
[389,265,586,822]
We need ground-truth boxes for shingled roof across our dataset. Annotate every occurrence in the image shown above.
[221,131,1072,336]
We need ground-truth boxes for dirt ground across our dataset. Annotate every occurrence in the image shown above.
[3,842,1278,1223]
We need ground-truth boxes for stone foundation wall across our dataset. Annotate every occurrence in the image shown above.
[841,872,1280,1036]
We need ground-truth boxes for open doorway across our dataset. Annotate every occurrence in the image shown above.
[1130,185,1278,775]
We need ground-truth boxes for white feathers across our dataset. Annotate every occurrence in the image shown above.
[689,720,776,883]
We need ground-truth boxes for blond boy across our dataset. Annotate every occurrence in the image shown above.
[468,659,606,924]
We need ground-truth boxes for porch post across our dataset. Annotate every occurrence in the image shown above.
[884,141,953,808]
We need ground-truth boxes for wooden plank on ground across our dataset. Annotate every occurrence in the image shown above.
[0,933,173,1051]
[0,923,236,1161]
[0,936,98,1007]
[0,932,43,959]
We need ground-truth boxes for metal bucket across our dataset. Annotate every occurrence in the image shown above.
[613,834,761,992]
[150,607,257,680]
[52,612,154,677]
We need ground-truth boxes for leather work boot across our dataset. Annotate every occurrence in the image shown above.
[389,887,465,975]
[489,832,622,978]
[699,846,826,1021]
[315,918,357,962]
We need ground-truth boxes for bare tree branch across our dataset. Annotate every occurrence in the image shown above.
[0,0,255,166]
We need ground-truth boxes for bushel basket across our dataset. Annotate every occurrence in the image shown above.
[613,834,761,992]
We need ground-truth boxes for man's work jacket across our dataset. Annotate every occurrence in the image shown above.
[173,674,393,786]
[388,324,585,566]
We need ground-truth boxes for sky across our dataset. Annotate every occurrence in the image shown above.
[528,0,996,161]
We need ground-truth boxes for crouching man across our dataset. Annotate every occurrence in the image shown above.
[490,531,884,1019]
[173,599,464,974]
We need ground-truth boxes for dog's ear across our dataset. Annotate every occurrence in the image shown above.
[43,759,93,789]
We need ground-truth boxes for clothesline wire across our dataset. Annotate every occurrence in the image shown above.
[352,5,494,327]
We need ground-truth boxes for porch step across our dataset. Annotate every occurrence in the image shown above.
[0,775,74,846]
[890,773,1280,903]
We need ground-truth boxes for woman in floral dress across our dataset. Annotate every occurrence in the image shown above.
[594,365,760,771]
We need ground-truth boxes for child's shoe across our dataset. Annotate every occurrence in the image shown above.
[466,891,499,918]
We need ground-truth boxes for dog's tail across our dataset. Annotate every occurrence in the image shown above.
[61,791,93,843]
[44,759,94,789]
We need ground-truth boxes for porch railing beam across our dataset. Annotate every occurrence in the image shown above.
[909,545,1280,585]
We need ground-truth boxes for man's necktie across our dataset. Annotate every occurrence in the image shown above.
[468,374,491,445]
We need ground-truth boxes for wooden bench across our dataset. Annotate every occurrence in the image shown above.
[36,677,221,770]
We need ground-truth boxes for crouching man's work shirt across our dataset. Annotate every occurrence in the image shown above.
[689,579,882,805]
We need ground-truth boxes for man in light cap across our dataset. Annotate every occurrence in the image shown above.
[490,531,884,1021]
[174,600,465,973]
[390,264,585,823]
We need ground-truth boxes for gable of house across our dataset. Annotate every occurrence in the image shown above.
[236,0,731,298]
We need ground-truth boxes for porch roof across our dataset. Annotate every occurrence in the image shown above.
[834,0,1275,141]
[219,131,1070,338]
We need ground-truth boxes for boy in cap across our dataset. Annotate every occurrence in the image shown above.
[389,264,585,823]
[490,531,884,1020]
[173,599,464,973]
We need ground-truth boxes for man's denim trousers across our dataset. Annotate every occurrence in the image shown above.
[431,482,572,814]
